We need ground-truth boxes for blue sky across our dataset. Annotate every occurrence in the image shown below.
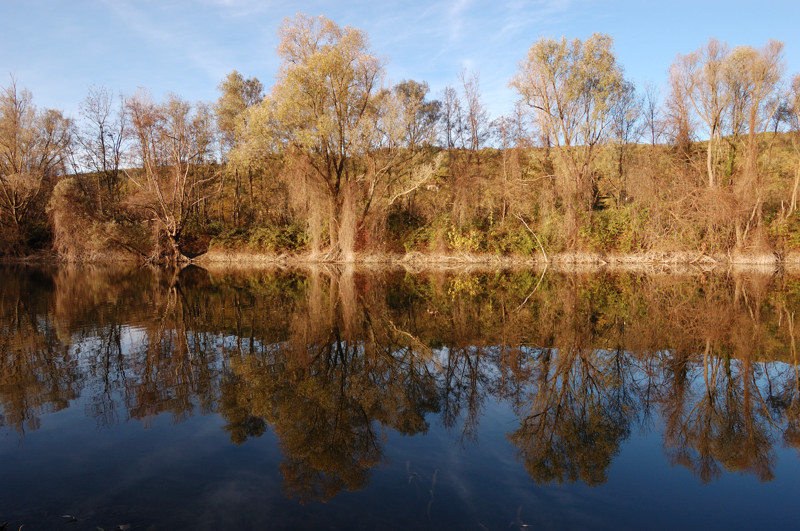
[2,0,800,121]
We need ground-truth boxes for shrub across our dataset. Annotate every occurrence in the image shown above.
[210,228,249,250]
[446,225,483,253]
[579,206,648,253]
[249,222,309,252]
[768,213,800,251]
[487,223,538,256]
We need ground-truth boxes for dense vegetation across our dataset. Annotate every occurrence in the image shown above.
[3,14,800,263]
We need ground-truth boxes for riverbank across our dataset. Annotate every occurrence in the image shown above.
[196,249,785,265]
[7,248,800,274]
[191,248,800,275]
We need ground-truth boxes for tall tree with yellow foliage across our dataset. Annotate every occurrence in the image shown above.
[240,14,387,259]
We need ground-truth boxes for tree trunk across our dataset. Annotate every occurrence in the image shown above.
[338,182,357,261]
[170,235,182,269]
[790,161,800,216]
[706,134,716,188]
[234,167,241,226]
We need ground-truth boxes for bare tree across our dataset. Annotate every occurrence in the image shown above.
[787,74,800,215]
[724,40,785,245]
[491,101,532,222]
[642,82,664,146]
[672,38,730,187]
[125,90,220,265]
[665,62,695,160]
[609,81,643,203]
[459,69,490,152]
[439,85,463,149]
[77,85,127,214]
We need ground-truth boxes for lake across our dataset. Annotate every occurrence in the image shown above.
[1,264,799,530]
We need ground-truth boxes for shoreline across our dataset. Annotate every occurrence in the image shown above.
[6,248,800,273]
[197,249,788,266]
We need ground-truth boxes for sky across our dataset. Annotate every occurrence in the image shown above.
[2,0,800,122]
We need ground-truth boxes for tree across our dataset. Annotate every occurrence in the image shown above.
[671,38,783,192]
[215,71,263,155]
[439,85,463,149]
[673,38,730,188]
[459,69,490,152]
[642,82,663,147]
[125,90,220,265]
[241,14,387,259]
[787,74,800,215]
[665,61,696,161]
[511,34,626,216]
[723,41,784,246]
[393,79,440,151]
[76,85,127,214]
[0,78,73,251]
[672,38,785,245]
[609,80,643,204]
[491,101,531,222]
[215,70,263,224]
[50,87,136,261]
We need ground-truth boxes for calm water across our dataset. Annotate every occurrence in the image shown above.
[1,265,800,530]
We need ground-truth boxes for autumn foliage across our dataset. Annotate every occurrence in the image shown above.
[2,16,800,262]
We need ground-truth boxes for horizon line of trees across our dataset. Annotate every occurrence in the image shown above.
[3,14,800,262]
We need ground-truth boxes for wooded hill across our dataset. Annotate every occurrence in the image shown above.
[2,15,800,264]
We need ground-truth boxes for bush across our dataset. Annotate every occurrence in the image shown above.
[210,228,249,249]
[48,178,94,259]
[768,213,800,251]
[403,215,448,252]
[487,223,538,256]
[249,222,309,252]
[446,225,483,253]
[579,206,648,253]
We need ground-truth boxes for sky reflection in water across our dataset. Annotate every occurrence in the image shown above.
[1,265,800,530]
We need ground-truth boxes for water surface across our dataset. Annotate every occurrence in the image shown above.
[1,265,799,529]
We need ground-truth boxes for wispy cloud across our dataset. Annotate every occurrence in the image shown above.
[200,0,274,18]
[448,0,473,42]
[101,0,238,83]
[500,0,576,40]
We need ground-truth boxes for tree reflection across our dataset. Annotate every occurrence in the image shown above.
[661,344,775,483]
[219,267,440,502]
[0,268,79,434]
[4,265,800,497]
[507,347,634,485]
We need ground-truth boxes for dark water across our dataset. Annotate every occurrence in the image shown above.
[1,265,800,530]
